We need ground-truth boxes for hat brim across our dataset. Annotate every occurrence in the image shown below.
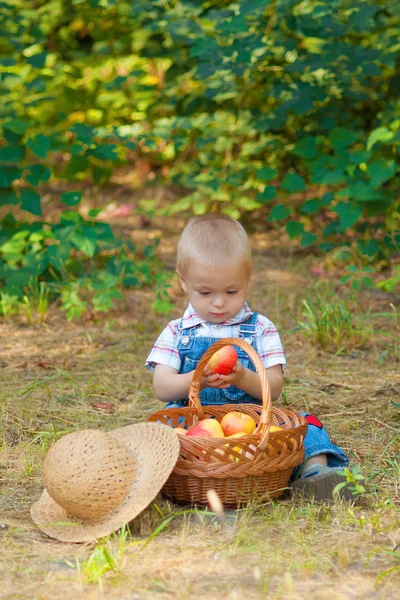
[31,423,180,543]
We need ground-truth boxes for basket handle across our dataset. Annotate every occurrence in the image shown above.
[188,338,273,449]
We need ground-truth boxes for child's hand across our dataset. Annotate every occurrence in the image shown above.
[217,360,245,388]
[201,370,232,390]
[201,360,244,390]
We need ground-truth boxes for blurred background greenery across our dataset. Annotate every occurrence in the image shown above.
[0,0,399,318]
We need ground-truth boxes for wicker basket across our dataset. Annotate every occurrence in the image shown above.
[147,338,308,507]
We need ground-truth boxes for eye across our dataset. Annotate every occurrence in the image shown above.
[199,291,211,296]
[227,291,238,295]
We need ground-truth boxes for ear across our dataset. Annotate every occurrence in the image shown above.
[176,269,187,293]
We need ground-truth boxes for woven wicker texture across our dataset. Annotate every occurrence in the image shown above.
[147,338,308,507]
[43,429,137,521]
[31,423,180,543]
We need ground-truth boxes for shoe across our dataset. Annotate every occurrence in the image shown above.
[291,464,356,502]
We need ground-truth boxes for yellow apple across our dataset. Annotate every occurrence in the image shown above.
[225,432,256,461]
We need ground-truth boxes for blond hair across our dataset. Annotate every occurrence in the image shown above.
[176,214,253,277]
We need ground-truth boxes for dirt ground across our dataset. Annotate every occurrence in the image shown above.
[0,213,400,599]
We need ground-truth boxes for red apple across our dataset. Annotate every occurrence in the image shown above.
[186,418,225,438]
[220,411,256,437]
[206,346,238,375]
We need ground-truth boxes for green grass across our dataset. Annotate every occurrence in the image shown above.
[1,252,400,599]
[291,282,398,354]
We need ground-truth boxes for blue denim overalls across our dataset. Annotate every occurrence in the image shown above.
[164,312,349,468]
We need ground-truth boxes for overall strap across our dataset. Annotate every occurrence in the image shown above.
[237,311,258,340]
[177,318,198,348]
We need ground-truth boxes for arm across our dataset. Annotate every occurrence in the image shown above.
[153,365,193,403]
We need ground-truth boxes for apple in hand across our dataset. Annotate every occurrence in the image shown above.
[206,346,238,375]
[220,411,256,437]
[186,418,225,438]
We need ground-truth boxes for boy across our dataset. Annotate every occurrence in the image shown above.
[146,214,351,500]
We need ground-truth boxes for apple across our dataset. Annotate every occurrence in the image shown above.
[224,433,257,461]
[206,346,238,375]
[220,411,256,437]
[269,425,282,433]
[267,425,295,454]
[186,418,225,438]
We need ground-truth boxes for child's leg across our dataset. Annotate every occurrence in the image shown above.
[291,413,352,501]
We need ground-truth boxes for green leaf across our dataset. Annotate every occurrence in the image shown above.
[300,232,318,247]
[349,150,372,165]
[320,169,344,185]
[352,279,361,292]
[340,275,352,284]
[268,204,290,222]
[69,123,95,143]
[367,159,397,188]
[64,155,89,177]
[27,134,51,159]
[367,127,394,151]
[300,198,322,215]
[329,127,357,150]
[92,289,123,312]
[256,186,277,202]
[292,136,319,160]
[70,226,97,257]
[20,189,41,216]
[356,239,380,258]
[257,167,276,182]
[88,208,103,218]
[61,191,83,207]
[86,144,118,161]
[0,166,21,187]
[333,202,363,230]
[3,118,31,135]
[279,173,306,193]
[361,277,374,289]
[0,145,23,163]
[26,164,51,186]
[0,190,19,206]
[26,52,47,68]
[286,221,304,239]
[346,181,380,202]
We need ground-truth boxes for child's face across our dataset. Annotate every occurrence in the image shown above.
[178,260,249,324]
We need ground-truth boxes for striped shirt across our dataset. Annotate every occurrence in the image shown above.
[145,302,286,372]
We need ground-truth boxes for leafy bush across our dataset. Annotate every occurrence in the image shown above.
[0,0,399,320]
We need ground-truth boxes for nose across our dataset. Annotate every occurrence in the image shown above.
[213,295,225,308]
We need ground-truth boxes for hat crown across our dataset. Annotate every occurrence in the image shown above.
[43,430,137,521]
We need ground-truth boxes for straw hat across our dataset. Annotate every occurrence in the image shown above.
[31,423,180,543]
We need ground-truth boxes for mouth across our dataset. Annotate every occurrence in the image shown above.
[210,312,227,318]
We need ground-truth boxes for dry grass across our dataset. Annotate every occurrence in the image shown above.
[0,223,400,600]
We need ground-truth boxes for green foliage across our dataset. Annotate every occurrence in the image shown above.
[333,464,366,497]
[0,0,399,318]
